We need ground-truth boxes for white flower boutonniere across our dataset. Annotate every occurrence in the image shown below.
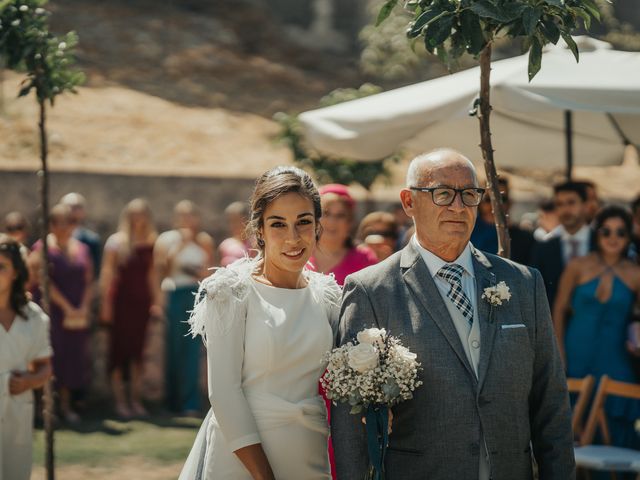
[482,281,512,307]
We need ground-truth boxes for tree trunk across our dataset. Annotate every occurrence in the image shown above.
[38,98,55,480]
[478,44,510,258]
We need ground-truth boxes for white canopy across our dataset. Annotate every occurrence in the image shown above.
[299,37,640,169]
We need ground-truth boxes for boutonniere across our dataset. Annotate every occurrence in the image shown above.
[482,281,512,307]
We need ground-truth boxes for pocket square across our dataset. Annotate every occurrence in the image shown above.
[501,323,526,330]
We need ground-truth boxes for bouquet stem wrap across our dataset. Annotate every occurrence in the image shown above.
[365,404,389,480]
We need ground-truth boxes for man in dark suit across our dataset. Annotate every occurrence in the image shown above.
[471,176,537,265]
[532,182,594,310]
[332,149,575,480]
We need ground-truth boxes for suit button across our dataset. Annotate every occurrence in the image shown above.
[471,339,480,349]
[478,395,491,406]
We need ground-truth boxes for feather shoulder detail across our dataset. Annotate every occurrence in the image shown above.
[188,256,258,340]
[305,269,342,310]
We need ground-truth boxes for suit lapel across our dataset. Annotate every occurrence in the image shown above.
[472,248,498,391]
[400,243,475,378]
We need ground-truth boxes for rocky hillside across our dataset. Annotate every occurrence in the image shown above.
[0,0,366,178]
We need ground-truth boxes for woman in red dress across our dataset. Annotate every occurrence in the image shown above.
[308,184,378,479]
[100,199,160,418]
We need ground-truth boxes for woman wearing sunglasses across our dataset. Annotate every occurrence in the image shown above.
[554,205,640,449]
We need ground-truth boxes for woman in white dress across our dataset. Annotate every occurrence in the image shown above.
[0,235,52,480]
[180,166,340,480]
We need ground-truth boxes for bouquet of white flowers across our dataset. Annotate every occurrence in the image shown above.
[321,327,422,480]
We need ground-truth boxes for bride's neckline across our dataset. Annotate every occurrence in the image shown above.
[251,275,310,291]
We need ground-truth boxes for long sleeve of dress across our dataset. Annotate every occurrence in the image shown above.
[206,298,261,452]
[188,260,261,453]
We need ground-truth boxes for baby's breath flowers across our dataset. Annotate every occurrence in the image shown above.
[321,327,422,414]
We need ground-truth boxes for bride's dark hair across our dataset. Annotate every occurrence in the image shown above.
[0,234,30,318]
[247,166,322,253]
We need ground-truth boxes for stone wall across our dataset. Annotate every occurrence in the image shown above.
[0,170,258,243]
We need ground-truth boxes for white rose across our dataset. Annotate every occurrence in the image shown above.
[348,343,379,373]
[394,345,417,363]
[357,327,386,346]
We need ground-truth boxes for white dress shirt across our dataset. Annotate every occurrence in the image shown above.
[412,236,490,480]
[412,236,481,372]
[555,224,591,264]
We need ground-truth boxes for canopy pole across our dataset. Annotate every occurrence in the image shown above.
[606,113,632,146]
[565,110,573,180]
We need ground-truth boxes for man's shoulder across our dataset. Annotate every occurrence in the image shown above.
[536,233,562,249]
[481,250,537,283]
[345,249,403,288]
[531,234,561,263]
[75,227,100,243]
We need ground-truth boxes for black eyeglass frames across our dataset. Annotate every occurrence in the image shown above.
[409,186,486,207]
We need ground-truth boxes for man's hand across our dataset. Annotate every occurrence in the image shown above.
[9,371,32,395]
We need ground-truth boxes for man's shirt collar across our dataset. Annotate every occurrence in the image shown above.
[412,235,475,279]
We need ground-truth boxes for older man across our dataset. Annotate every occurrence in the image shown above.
[332,149,575,480]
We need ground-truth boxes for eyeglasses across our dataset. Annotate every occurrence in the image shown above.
[5,224,25,233]
[409,186,486,207]
[599,227,627,238]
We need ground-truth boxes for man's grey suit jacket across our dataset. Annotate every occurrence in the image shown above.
[331,241,575,480]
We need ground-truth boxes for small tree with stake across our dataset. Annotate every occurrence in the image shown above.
[0,1,84,478]
[377,0,600,257]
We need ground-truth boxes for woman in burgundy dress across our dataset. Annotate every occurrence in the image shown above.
[100,199,159,418]
[29,204,93,423]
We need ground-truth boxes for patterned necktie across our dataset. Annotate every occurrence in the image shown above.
[437,263,474,326]
[568,238,580,262]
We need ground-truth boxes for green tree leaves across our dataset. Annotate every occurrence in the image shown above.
[274,84,399,190]
[0,0,84,103]
[376,0,601,81]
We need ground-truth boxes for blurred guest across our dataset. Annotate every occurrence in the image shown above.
[60,192,102,276]
[553,206,640,449]
[533,199,559,241]
[0,234,52,480]
[532,181,594,310]
[307,183,377,480]
[218,201,253,267]
[631,194,640,260]
[575,180,600,224]
[356,211,398,261]
[154,200,215,414]
[3,212,30,246]
[308,184,378,286]
[100,199,160,419]
[29,204,93,423]
[470,176,536,265]
[392,204,412,250]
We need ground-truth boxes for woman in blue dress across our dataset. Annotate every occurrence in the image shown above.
[554,205,640,449]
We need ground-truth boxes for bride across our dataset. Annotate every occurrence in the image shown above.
[179,166,340,480]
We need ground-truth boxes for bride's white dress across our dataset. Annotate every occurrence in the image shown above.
[179,258,340,480]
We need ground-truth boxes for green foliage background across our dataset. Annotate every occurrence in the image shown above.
[274,83,400,191]
[0,0,84,102]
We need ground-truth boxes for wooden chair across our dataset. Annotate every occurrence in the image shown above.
[568,375,596,441]
[574,375,640,479]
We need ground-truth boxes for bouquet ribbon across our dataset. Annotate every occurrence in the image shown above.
[365,404,389,480]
